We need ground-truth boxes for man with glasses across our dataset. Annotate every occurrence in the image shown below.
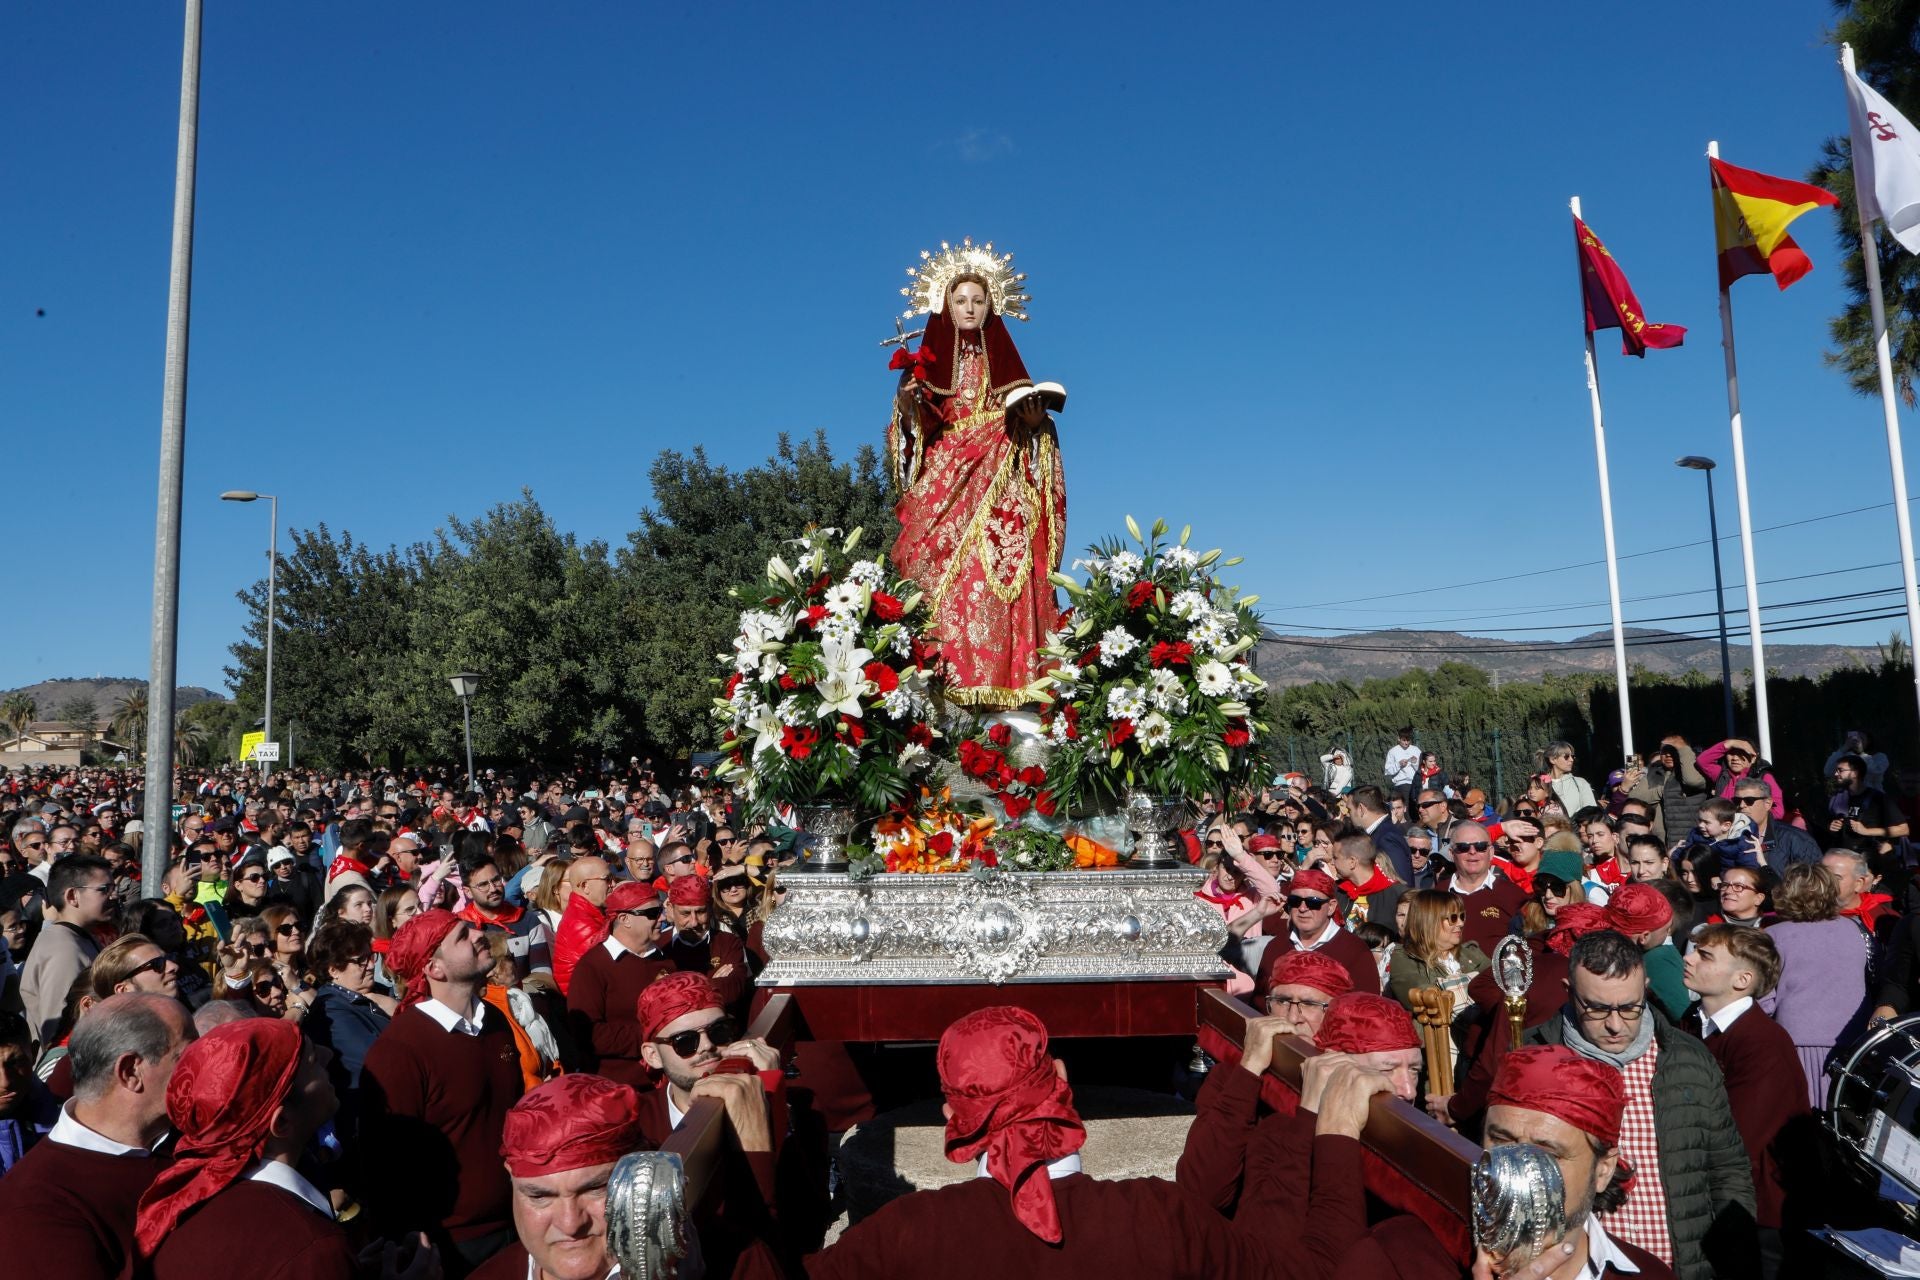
[458,855,550,974]
[11,818,47,884]
[1436,821,1526,954]
[664,876,751,1014]
[1725,783,1816,873]
[21,854,113,1045]
[1826,752,1907,857]
[620,832,659,886]
[1455,930,1755,1279]
[566,883,673,1086]
[1252,866,1380,998]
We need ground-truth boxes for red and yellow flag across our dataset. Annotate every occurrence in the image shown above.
[1710,156,1839,290]
[1575,216,1685,357]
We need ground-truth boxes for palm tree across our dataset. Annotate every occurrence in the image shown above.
[174,719,210,766]
[111,688,150,756]
[0,693,34,739]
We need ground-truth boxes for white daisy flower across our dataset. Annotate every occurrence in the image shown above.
[1048,717,1072,746]
[1169,589,1210,621]
[1099,627,1140,664]
[1160,546,1199,572]
[1195,660,1234,697]
[1107,683,1148,722]
[881,688,914,720]
[1148,668,1189,714]
[1106,551,1143,584]
[1052,661,1082,688]
[1231,664,1265,696]
[845,559,885,589]
[823,582,866,617]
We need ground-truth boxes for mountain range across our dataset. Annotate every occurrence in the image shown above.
[0,677,225,721]
[1255,627,1885,688]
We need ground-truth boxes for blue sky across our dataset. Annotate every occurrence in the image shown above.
[2,2,1904,693]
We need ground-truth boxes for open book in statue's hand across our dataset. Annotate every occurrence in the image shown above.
[1003,381,1066,415]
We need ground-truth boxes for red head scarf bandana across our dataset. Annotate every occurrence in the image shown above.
[606,881,661,915]
[668,876,709,907]
[938,1006,1085,1244]
[387,908,462,1009]
[1606,883,1673,937]
[1245,834,1282,854]
[1289,868,1338,900]
[637,971,721,1040]
[1315,992,1419,1053]
[1488,1044,1625,1147]
[1267,949,1355,1000]
[134,1019,303,1256]
[1546,902,1610,956]
[502,1074,647,1177]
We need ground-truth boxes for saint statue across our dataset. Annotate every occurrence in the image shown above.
[886,240,1066,710]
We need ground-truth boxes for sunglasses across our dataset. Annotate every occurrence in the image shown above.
[665,855,694,867]
[716,837,736,846]
[251,980,286,997]
[238,873,267,884]
[1534,875,1570,898]
[1451,840,1492,853]
[651,1016,738,1058]
[1285,895,1330,910]
[125,954,173,979]
[276,923,301,937]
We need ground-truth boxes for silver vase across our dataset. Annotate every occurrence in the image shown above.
[1121,789,1188,868]
[793,801,858,873]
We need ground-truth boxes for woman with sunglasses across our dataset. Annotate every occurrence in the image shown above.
[709,865,766,975]
[220,854,271,922]
[213,957,305,1020]
[1385,890,1489,1064]
[259,904,314,1002]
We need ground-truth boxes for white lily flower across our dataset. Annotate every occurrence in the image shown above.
[747,704,785,758]
[1139,712,1172,751]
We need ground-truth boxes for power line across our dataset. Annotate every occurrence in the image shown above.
[1263,603,1909,655]
[1284,499,1911,611]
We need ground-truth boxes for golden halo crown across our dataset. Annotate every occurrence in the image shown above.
[900,237,1030,323]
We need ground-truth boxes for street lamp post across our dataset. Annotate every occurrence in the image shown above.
[450,673,481,792]
[1677,457,1738,738]
[222,491,278,778]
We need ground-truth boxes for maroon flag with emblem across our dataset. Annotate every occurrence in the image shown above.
[1575,215,1685,357]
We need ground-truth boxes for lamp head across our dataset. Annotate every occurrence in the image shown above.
[1675,456,1716,472]
[220,490,260,502]
[449,672,482,699]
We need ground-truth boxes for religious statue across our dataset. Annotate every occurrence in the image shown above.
[885,239,1066,710]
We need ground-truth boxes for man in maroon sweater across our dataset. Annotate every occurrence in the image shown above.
[138,1018,432,1280]
[1435,822,1528,954]
[0,993,191,1280]
[1252,868,1380,999]
[566,881,674,1085]
[663,874,752,1014]
[471,1074,650,1280]
[1683,924,1807,1278]
[361,909,528,1275]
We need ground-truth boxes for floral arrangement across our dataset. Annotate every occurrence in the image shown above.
[957,721,1060,822]
[1036,517,1271,809]
[713,527,941,813]
[990,825,1077,873]
[872,788,996,873]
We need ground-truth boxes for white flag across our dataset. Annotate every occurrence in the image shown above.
[1846,67,1920,253]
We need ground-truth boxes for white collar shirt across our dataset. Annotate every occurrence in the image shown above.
[1703,996,1753,1037]
[1582,1214,1641,1276]
[1290,919,1340,951]
[246,1160,334,1218]
[414,997,487,1036]
[49,1101,150,1156]
[976,1151,1084,1181]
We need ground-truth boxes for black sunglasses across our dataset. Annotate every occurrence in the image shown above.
[1451,840,1492,853]
[1534,874,1571,898]
[1285,895,1330,910]
[651,1016,738,1059]
[276,923,301,937]
[125,954,172,979]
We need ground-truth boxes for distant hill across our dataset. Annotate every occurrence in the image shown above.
[0,677,225,720]
[1255,627,1882,688]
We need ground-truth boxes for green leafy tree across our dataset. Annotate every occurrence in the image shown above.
[179,699,245,766]
[55,693,99,734]
[0,694,35,738]
[1814,4,1920,403]
[616,432,894,751]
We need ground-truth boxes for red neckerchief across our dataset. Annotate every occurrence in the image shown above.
[1341,868,1397,900]
[459,900,525,928]
[1493,856,1535,894]
[1594,858,1627,887]
[1843,894,1895,930]
[1194,883,1250,910]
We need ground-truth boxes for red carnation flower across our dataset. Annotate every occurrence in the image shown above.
[1149,640,1194,668]
[780,724,819,760]
[871,592,904,622]
[1223,719,1250,749]
[723,672,743,699]
[1126,581,1155,610]
[1107,719,1136,748]
[1035,790,1058,819]
[778,674,798,691]
[988,723,1012,747]
[1003,792,1032,819]
[864,661,899,695]
[927,830,954,857]
[906,722,934,748]
[838,715,867,746]
[1017,765,1047,789]
[806,573,832,599]
[800,604,829,629]
[995,763,1015,790]
[1080,645,1101,667]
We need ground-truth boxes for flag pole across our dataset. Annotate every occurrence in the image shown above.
[1571,196,1636,762]
[1841,43,1920,734]
[1707,140,1774,759]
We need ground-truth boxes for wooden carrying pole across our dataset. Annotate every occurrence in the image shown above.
[1409,986,1456,1096]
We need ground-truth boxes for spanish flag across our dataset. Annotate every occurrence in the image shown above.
[1710,156,1839,290]
[1575,216,1686,357]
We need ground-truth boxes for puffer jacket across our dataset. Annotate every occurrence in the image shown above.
[1527,1016,1757,1280]
[550,894,608,996]
[1629,741,1711,848]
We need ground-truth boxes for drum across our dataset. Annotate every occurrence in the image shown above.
[1827,1013,1920,1202]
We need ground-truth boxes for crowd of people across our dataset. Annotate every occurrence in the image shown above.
[0,723,1908,1277]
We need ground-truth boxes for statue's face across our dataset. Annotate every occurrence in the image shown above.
[947,280,989,332]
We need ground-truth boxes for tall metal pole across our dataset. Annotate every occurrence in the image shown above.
[1703,468,1737,739]
[263,494,277,783]
[1708,141,1774,759]
[460,694,476,792]
[141,0,204,898]
[1571,196,1635,763]
[1843,44,1920,736]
